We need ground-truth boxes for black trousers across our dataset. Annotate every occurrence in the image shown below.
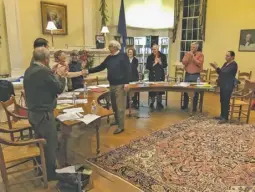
[28,111,58,180]
[220,88,233,120]
[183,73,200,110]
[126,92,139,106]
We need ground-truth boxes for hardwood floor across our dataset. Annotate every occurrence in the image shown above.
[1,92,255,192]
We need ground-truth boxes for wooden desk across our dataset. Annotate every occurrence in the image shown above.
[54,88,113,165]
[126,82,215,116]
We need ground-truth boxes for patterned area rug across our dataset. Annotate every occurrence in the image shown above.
[88,116,255,192]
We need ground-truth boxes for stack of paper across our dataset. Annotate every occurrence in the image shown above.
[75,99,88,104]
[57,100,73,104]
[56,103,73,110]
[63,107,84,113]
[174,82,190,87]
[88,85,98,89]
[56,112,81,122]
[97,84,109,88]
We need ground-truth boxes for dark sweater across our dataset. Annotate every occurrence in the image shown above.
[24,63,64,112]
[69,61,84,89]
[88,52,130,85]
[216,61,238,90]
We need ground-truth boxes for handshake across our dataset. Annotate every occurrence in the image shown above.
[56,65,88,77]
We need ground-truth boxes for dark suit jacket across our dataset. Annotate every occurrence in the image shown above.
[216,61,238,90]
[146,51,167,82]
[129,57,139,82]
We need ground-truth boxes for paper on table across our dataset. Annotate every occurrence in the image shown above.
[56,166,76,174]
[58,92,80,98]
[174,82,190,87]
[56,112,81,122]
[74,88,84,92]
[63,107,84,113]
[57,100,73,104]
[97,84,109,88]
[88,85,98,89]
[56,103,73,110]
[77,114,100,124]
[75,99,87,104]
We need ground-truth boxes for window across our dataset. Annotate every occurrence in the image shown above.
[180,0,203,61]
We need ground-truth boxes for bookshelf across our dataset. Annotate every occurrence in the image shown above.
[114,36,134,48]
[134,36,170,74]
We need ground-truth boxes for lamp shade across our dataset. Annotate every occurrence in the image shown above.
[101,26,109,33]
[46,21,57,30]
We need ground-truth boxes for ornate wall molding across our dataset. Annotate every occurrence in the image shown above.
[172,0,182,43]
[199,0,207,41]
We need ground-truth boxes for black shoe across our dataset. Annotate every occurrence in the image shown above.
[156,102,164,109]
[213,116,224,120]
[149,103,154,109]
[181,106,188,110]
[218,119,228,124]
[113,127,124,134]
[192,108,197,112]
[110,121,118,126]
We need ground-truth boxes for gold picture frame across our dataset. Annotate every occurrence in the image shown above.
[41,1,68,35]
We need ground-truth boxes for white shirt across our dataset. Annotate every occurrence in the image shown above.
[129,57,133,63]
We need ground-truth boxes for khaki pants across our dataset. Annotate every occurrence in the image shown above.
[110,85,126,130]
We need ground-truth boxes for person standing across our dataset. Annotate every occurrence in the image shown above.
[24,47,65,181]
[146,44,167,109]
[210,51,238,124]
[182,42,204,112]
[30,38,49,66]
[86,40,130,134]
[127,48,139,109]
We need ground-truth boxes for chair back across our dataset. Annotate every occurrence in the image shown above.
[237,71,252,90]
[175,66,184,81]
[84,77,99,85]
[200,69,209,82]
[208,69,219,85]
[0,96,18,129]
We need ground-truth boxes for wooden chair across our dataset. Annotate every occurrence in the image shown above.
[19,91,26,107]
[208,69,219,85]
[175,66,185,81]
[237,70,252,90]
[200,69,209,82]
[0,127,47,192]
[97,91,112,123]
[84,77,99,86]
[229,80,254,123]
[0,96,32,141]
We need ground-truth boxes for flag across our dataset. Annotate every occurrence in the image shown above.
[117,0,127,52]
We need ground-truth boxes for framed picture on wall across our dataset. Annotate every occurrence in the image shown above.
[95,35,105,49]
[239,29,255,52]
[41,1,68,35]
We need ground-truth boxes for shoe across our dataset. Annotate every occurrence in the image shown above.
[156,102,164,109]
[218,119,228,124]
[192,108,197,112]
[110,121,118,126]
[149,103,154,109]
[113,127,124,134]
[213,116,224,120]
[181,106,188,110]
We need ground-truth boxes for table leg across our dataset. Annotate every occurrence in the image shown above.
[96,122,100,155]
[128,93,132,117]
[199,92,204,113]
[189,92,195,116]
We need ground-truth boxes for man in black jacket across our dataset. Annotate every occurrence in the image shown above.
[24,47,64,180]
[146,44,167,109]
[210,51,238,124]
[87,40,130,134]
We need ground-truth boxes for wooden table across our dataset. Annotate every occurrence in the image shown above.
[54,88,113,165]
[126,82,215,116]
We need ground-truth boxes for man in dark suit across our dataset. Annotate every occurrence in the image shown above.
[210,51,238,124]
[24,47,64,180]
[146,44,167,109]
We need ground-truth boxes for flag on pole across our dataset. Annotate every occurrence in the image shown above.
[117,0,127,52]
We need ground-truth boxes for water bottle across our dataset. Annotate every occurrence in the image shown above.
[83,82,88,98]
[72,92,76,105]
[91,100,97,114]
[197,77,201,85]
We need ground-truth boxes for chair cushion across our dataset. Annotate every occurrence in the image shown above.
[1,119,31,130]
[3,145,40,163]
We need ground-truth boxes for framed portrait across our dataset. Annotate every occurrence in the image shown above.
[95,35,105,49]
[238,29,255,52]
[41,1,68,35]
